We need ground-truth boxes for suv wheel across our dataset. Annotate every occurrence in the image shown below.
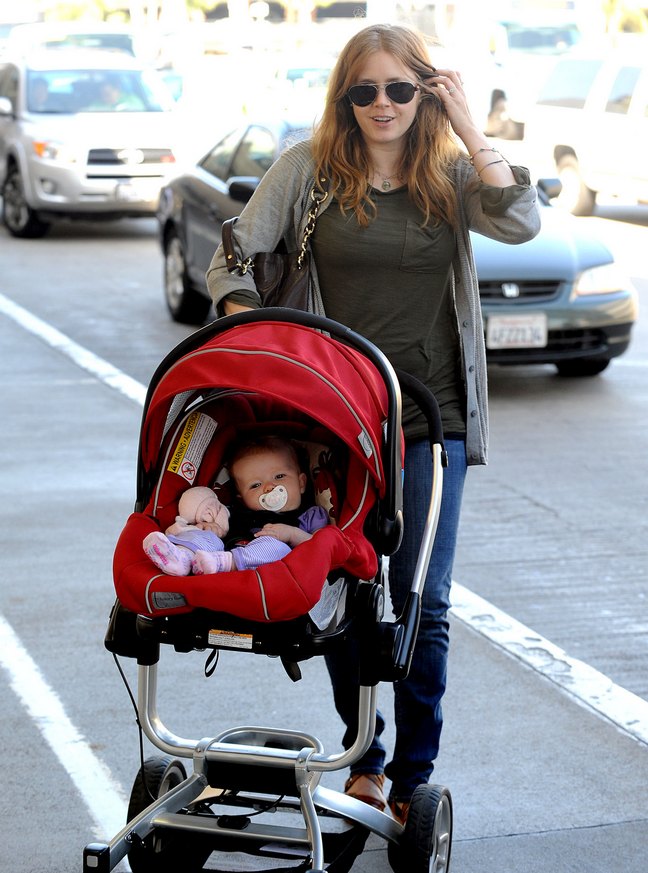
[2,164,50,238]
[555,155,596,216]
[164,231,212,324]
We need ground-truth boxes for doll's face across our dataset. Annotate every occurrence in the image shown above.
[231,447,307,513]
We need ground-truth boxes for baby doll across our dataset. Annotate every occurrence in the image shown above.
[143,436,329,577]
[143,486,231,576]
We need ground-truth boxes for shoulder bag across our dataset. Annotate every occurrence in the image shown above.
[221,181,328,312]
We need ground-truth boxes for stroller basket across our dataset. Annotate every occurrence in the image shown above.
[85,310,452,873]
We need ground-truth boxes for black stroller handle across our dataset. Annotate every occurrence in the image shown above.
[394,369,446,455]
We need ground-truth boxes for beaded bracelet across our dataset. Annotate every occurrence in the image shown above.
[469,146,499,165]
[477,158,505,177]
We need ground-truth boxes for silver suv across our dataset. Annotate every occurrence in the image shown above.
[523,42,648,214]
[0,49,179,237]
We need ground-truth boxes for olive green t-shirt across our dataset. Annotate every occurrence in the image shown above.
[311,187,466,440]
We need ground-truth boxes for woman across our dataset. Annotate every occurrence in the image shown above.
[206,23,540,823]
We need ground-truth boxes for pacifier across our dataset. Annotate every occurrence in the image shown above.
[258,486,288,512]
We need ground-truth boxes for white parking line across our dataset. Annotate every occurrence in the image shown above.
[0,613,128,840]
[1,291,647,849]
[0,292,146,406]
[451,583,648,746]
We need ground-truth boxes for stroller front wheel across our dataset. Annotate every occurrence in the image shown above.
[126,755,211,873]
[387,784,453,873]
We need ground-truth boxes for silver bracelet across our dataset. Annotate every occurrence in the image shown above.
[477,159,506,177]
[469,146,499,165]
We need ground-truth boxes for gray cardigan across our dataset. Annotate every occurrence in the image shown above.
[206,140,541,466]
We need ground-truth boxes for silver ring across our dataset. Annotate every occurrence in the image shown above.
[448,87,456,94]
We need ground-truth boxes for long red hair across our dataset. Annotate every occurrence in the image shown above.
[312,23,465,228]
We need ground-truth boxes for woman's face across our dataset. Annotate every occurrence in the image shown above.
[349,50,420,150]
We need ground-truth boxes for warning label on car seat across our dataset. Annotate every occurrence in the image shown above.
[167,412,217,483]
[208,629,253,650]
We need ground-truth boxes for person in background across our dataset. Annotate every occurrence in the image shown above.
[87,78,144,111]
[28,76,52,111]
[206,22,540,824]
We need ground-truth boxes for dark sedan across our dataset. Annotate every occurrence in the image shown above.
[157,125,637,377]
[157,119,310,325]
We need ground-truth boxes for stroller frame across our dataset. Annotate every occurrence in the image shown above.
[84,310,452,873]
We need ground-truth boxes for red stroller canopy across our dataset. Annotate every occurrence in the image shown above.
[114,318,403,622]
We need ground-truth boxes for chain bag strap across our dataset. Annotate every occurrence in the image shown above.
[221,178,329,311]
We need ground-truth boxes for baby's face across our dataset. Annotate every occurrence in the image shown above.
[232,448,306,512]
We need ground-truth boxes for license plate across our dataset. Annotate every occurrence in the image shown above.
[486,313,548,349]
[114,181,156,202]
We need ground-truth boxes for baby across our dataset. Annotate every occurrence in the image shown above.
[143,436,329,576]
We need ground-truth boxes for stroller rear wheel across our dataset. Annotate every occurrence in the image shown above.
[387,784,453,873]
[126,755,211,872]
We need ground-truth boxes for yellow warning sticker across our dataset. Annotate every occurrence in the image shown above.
[208,629,254,650]
[167,412,217,483]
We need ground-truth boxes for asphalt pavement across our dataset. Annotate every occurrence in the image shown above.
[1,296,647,873]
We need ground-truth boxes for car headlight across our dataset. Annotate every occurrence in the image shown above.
[574,262,629,296]
[32,141,78,162]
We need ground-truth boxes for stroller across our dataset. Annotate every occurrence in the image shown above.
[84,309,452,873]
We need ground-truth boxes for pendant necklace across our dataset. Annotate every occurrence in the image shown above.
[374,170,401,191]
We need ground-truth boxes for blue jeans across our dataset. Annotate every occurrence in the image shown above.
[325,438,467,801]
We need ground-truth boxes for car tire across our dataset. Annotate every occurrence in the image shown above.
[2,164,50,238]
[555,154,596,216]
[163,231,212,325]
[556,358,610,377]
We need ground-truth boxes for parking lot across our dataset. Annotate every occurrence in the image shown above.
[0,197,646,870]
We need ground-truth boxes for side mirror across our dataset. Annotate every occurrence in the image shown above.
[227,175,261,203]
[536,177,562,204]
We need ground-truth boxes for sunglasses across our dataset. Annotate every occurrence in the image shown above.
[346,81,420,107]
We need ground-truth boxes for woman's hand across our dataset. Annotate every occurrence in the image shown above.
[223,300,254,315]
[421,68,477,140]
[422,67,516,187]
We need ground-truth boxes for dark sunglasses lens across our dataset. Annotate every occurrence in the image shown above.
[386,82,417,103]
[348,85,377,106]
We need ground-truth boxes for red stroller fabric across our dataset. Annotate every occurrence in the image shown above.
[113,320,400,622]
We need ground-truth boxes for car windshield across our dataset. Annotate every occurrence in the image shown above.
[503,23,581,54]
[26,68,175,113]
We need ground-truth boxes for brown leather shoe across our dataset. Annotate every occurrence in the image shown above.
[344,773,387,811]
[388,798,410,826]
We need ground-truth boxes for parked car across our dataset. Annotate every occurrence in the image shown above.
[157,126,637,377]
[522,42,648,214]
[3,21,159,64]
[0,49,180,238]
[488,15,584,138]
[157,119,310,324]
[476,179,636,376]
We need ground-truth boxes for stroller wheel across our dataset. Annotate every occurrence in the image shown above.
[127,755,211,872]
[387,784,453,873]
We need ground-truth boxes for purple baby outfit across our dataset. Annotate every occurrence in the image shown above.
[173,505,329,570]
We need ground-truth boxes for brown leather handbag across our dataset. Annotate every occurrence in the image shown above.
[221,181,328,311]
